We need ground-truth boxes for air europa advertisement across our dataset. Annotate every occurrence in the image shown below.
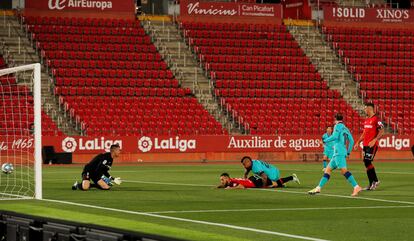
[25,0,134,12]
[324,6,414,23]
[26,135,414,154]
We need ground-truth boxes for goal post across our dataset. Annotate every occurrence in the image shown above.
[0,63,42,200]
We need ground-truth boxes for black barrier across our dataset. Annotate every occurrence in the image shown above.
[0,210,185,241]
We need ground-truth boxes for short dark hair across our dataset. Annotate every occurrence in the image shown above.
[110,144,120,151]
[241,156,252,163]
[220,173,230,177]
[365,102,375,108]
[335,113,343,121]
[326,125,333,129]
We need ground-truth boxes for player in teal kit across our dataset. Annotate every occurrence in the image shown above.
[322,126,334,171]
[309,113,362,196]
[241,156,300,188]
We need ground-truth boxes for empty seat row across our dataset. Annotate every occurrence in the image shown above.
[359,82,414,91]
[52,68,174,79]
[341,50,414,59]
[206,63,315,73]
[215,80,327,89]
[34,33,150,44]
[180,22,286,32]
[201,54,309,65]
[329,34,414,44]
[185,30,293,40]
[346,58,414,67]
[39,42,157,53]
[24,16,140,27]
[44,51,162,62]
[211,71,321,81]
[215,88,340,98]
[190,38,300,48]
[55,86,191,97]
[48,59,167,70]
[196,46,304,56]
[55,78,179,88]
[28,25,145,36]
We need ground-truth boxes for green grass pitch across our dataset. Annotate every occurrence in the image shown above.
[1,162,413,241]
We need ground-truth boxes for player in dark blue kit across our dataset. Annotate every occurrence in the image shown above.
[72,144,122,191]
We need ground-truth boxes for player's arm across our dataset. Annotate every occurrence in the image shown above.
[354,130,366,150]
[323,125,340,143]
[225,184,246,189]
[346,130,355,156]
[369,122,384,147]
[259,172,269,188]
[243,169,250,179]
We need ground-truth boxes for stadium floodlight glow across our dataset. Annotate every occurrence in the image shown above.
[0,63,42,200]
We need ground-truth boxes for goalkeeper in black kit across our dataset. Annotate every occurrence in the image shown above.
[72,144,122,191]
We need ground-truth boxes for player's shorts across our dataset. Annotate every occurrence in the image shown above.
[323,150,333,159]
[363,146,378,162]
[328,155,347,170]
[81,171,101,184]
[248,176,273,188]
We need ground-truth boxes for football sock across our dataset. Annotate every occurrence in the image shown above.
[276,176,294,187]
[77,183,84,190]
[344,171,358,187]
[323,160,327,168]
[318,173,330,188]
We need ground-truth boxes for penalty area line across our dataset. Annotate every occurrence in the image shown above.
[42,198,329,241]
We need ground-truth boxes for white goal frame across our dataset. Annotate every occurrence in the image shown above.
[0,63,42,199]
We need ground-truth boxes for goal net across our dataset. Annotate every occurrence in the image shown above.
[0,63,42,200]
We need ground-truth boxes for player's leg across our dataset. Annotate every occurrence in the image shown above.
[362,146,379,190]
[96,179,111,190]
[338,159,361,196]
[72,172,91,191]
[275,174,300,187]
[309,161,334,194]
[322,153,328,172]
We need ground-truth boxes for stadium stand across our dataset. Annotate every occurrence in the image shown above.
[0,58,62,136]
[323,26,414,134]
[23,16,226,135]
[181,21,363,135]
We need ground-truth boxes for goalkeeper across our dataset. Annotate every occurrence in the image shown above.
[72,144,122,191]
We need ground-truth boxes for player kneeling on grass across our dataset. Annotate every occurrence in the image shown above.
[72,144,122,191]
[241,156,300,188]
[309,113,362,197]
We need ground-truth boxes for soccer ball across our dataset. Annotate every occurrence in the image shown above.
[1,163,14,174]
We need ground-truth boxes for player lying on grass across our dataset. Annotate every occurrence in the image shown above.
[240,156,300,188]
[217,172,299,189]
[309,113,362,196]
[72,144,122,191]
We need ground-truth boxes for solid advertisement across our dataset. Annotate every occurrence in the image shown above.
[324,6,414,23]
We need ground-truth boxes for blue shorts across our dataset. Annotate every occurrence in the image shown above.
[328,155,347,170]
[323,150,333,159]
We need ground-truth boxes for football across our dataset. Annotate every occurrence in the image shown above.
[1,163,14,174]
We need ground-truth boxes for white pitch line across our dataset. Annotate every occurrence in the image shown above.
[252,189,414,205]
[124,180,213,187]
[42,198,329,241]
[147,205,414,214]
[123,180,414,205]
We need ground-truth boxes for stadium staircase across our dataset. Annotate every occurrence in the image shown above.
[287,24,366,115]
[142,19,240,134]
[0,14,79,135]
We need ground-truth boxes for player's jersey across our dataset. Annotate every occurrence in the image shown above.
[251,160,280,181]
[83,152,113,177]
[228,178,256,188]
[324,122,354,156]
[322,133,334,153]
[363,114,383,146]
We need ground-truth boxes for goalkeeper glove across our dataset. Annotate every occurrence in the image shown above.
[113,177,122,185]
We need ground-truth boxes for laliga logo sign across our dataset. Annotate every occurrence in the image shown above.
[62,137,122,152]
[138,136,196,153]
[62,137,77,152]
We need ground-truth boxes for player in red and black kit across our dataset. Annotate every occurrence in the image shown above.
[217,173,298,189]
[354,103,384,191]
[72,144,122,191]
